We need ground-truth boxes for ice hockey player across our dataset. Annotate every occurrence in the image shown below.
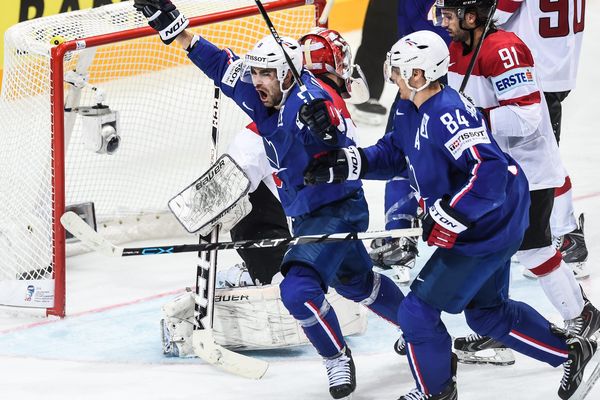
[436,0,600,367]
[303,29,600,400]
[133,1,406,398]
[495,0,589,278]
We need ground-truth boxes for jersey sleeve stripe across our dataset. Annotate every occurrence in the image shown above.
[450,146,482,207]
[498,91,541,107]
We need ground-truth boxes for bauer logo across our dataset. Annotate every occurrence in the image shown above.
[215,294,250,302]
[222,59,243,87]
[195,158,226,190]
[492,67,535,95]
[444,128,490,160]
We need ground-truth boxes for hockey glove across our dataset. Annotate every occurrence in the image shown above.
[299,99,343,146]
[421,198,471,249]
[369,236,419,269]
[133,0,189,45]
[303,146,364,185]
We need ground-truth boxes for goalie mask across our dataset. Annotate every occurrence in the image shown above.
[299,28,370,104]
[384,30,449,98]
[242,35,303,97]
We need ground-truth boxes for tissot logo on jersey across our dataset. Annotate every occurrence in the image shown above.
[492,67,535,95]
[444,128,491,160]
[221,59,243,87]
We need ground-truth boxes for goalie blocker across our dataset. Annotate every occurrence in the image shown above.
[161,284,368,356]
[168,154,252,236]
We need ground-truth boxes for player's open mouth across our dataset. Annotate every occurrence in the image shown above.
[257,89,268,102]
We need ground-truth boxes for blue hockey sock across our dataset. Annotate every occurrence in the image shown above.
[280,265,346,357]
[335,271,404,326]
[465,300,569,367]
[397,293,453,395]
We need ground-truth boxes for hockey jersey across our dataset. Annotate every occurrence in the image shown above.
[362,86,530,256]
[187,36,361,217]
[448,29,565,190]
[496,0,585,92]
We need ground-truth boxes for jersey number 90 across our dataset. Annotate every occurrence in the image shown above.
[539,0,585,38]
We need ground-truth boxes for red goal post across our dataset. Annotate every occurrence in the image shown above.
[0,0,327,317]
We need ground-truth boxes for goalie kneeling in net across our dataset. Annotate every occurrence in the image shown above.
[161,123,367,356]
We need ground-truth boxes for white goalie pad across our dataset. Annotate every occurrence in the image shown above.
[161,285,368,356]
[168,154,251,234]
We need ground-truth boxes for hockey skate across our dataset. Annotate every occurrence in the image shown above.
[370,236,418,286]
[557,213,589,279]
[398,354,458,400]
[216,263,254,288]
[351,99,387,126]
[394,336,407,356]
[453,333,516,366]
[565,292,600,340]
[324,347,356,399]
[557,334,600,400]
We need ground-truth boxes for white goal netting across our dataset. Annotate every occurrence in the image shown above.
[0,0,321,314]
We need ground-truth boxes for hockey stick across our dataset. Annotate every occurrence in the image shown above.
[60,211,422,257]
[190,87,268,379]
[254,0,306,91]
[458,0,498,93]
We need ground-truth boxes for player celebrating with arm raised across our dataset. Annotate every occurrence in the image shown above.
[133,1,406,398]
[304,30,599,400]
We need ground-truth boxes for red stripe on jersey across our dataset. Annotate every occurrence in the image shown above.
[317,78,351,119]
[497,0,522,14]
[555,176,572,197]
[245,122,260,135]
[498,91,541,107]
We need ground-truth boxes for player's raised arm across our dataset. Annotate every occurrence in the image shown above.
[133,0,189,45]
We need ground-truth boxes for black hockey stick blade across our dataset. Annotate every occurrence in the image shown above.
[60,211,422,257]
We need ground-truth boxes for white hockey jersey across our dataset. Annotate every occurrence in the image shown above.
[448,29,565,190]
[495,0,585,92]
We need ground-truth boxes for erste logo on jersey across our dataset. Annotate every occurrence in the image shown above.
[492,67,535,95]
[444,128,490,160]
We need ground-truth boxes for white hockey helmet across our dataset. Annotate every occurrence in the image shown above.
[242,34,303,93]
[384,30,449,94]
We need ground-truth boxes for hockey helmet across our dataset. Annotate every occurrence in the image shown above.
[242,35,303,93]
[384,30,449,93]
[435,0,495,20]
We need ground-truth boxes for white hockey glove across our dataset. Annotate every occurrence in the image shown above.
[197,194,252,237]
[133,0,189,45]
[160,292,197,357]
[169,154,251,234]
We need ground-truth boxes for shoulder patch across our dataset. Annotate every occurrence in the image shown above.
[491,66,536,96]
[444,127,491,160]
[221,59,244,88]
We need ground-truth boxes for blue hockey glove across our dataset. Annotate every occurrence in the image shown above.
[133,0,188,45]
[421,198,471,249]
[299,99,343,145]
[303,146,364,185]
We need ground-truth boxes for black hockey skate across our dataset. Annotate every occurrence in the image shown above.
[565,292,600,340]
[453,333,515,365]
[398,354,458,400]
[324,347,356,399]
[557,213,589,279]
[370,236,419,285]
[394,336,407,356]
[352,99,387,126]
[558,335,600,400]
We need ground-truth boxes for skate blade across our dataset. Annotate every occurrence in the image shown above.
[455,348,516,366]
[569,349,600,400]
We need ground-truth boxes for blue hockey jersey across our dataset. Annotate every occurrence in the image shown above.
[362,86,530,255]
[187,37,362,217]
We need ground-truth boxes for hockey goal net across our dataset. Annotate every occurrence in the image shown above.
[0,0,325,317]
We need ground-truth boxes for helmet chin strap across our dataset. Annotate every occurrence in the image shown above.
[275,79,296,109]
[404,75,431,102]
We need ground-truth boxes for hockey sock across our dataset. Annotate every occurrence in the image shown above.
[465,300,568,367]
[397,293,453,395]
[518,247,584,320]
[280,265,346,357]
[551,176,577,237]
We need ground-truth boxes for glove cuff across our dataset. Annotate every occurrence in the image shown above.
[428,198,470,234]
[156,11,189,44]
[343,146,363,181]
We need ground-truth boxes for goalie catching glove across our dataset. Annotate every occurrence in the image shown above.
[422,197,471,249]
[133,0,188,45]
[303,145,365,185]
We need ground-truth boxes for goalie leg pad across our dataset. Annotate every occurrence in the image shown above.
[161,292,198,357]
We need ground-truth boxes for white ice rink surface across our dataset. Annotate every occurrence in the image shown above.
[1,4,600,399]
